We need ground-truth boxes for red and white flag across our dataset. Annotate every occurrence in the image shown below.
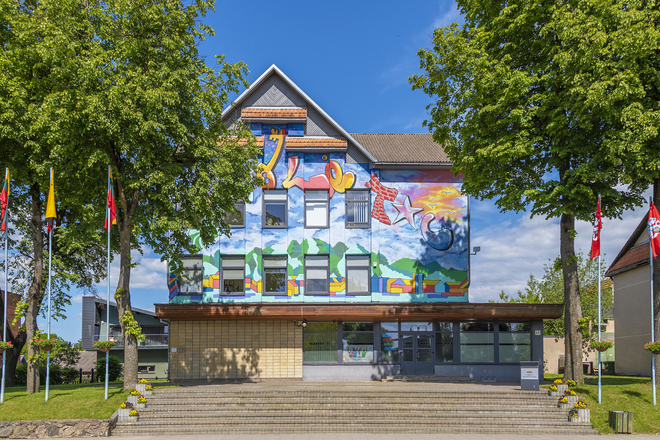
[648,200,660,259]
[590,197,602,260]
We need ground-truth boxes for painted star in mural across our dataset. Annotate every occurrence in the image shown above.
[391,195,424,230]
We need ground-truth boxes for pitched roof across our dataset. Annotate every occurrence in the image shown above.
[350,133,450,164]
[605,213,650,277]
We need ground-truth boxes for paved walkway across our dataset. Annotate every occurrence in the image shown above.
[105,435,656,439]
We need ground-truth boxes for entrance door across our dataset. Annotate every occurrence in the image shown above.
[401,332,434,375]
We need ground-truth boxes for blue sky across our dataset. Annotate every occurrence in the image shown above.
[43,0,651,343]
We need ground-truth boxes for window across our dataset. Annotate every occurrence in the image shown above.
[305,255,329,295]
[435,322,454,362]
[498,322,531,363]
[460,322,494,363]
[305,190,329,228]
[221,256,245,295]
[263,255,287,295]
[138,365,155,373]
[345,190,370,228]
[342,322,374,363]
[178,255,203,295]
[303,322,338,363]
[346,255,370,295]
[380,322,398,363]
[227,202,245,227]
[263,190,287,228]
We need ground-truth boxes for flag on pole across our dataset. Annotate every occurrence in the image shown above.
[0,170,9,233]
[104,169,116,229]
[648,200,660,259]
[45,169,56,234]
[590,196,602,260]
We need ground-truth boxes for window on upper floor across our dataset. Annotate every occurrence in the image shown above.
[227,202,245,228]
[346,255,370,296]
[263,255,287,296]
[305,190,329,228]
[178,255,203,295]
[221,256,245,295]
[305,255,329,295]
[345,190,370,228]
[263,190,287,228]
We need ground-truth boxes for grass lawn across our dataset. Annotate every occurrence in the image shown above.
[0,380,176,421]
[543,374,660,434]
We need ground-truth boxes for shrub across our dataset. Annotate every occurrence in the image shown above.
[95,355,123,381]
[14,364,27,386]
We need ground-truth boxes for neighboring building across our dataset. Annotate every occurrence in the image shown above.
[156,65,562,382]
[81,295,169,379]
[543,318,615,375]
[606,213,656,377]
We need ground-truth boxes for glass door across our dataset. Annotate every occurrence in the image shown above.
[400,332,434,375]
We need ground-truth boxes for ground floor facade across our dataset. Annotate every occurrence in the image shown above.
[98,348,169,380]
[159,303,561,382]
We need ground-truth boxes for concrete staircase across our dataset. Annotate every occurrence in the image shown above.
[111,383,598,436]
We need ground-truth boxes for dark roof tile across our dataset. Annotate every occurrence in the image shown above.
[350,133,450,164]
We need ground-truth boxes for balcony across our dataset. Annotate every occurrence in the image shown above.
[94,333,169,348]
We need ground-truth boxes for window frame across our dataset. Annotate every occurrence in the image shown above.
[459,322,495,363]
[497,322,532,363]
[262,189,288,229]
[304,190,329,229]
[220,255,245,296]
[177,255,204,296]
[304,255,330,295]
[345,255,371,296]
[345,189,371,229]
[263,255,288,296]
[137,365,156,374]
[227,202,246,228]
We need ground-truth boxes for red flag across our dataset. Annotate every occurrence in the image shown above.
[648,200,660,259]
[590,197,602,260]
[0,169,9,233]
[104,169,116,229]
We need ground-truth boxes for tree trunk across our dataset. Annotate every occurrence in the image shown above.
[115,219,137,390]
[560,212,584,384]
[25,185,45,393]
[653,179,660,389]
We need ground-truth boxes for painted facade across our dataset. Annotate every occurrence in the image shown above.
[169,131,468,305]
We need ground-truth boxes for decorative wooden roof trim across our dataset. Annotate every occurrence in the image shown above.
[286,137,347,148]
[241,108,307,119]
[155,303,563,322]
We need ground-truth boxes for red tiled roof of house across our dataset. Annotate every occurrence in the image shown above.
[606,243,649,276]
[241,108,306,119]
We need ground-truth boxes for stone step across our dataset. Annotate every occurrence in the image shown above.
[135,411,570,420]
[146,392,556,400]
[381,375,477,383]
[140,404,567,412]
[112,426,598,435]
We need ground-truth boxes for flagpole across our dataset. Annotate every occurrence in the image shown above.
[1,168,7,404]
[45,168,53,402]
[598,254,602,404]
[651,196,657,406]
[105,166,110,401]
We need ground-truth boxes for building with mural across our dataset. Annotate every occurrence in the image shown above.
[155,65,561,381]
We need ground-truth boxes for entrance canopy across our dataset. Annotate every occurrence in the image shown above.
[155,303,563,321]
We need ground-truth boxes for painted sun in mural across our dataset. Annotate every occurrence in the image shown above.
[391,195,424,230]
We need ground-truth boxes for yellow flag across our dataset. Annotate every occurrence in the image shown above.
[45,169,56,232]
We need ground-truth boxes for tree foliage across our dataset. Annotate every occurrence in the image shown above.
[410,0,649,383]
[496,254,613,341]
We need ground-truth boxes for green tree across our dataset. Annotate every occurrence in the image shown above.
[410,0,646,383]
[0,0,108,392]
[66,0,261,389]
[496,255,613,344]
[547,0,660,386]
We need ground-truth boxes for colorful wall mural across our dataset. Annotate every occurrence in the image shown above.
[170,129,469,305]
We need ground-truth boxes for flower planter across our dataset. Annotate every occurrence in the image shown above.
[136,403,146,409]
[127,415,138,423]
[99,346,112,353]
[0,348,4,354]
[127,395,139,405]
[41,345,53,352]
[136,384,147,393]
[577,408,591,423]
[566,395,579,405]
[556,384,568,393]
[569,416,580,423]
[652,350,660,355]
[144,390,153,396]
[596,347,609,352]
[118,408,131,422]
[549,390,561,397]
[558,403,569,410]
